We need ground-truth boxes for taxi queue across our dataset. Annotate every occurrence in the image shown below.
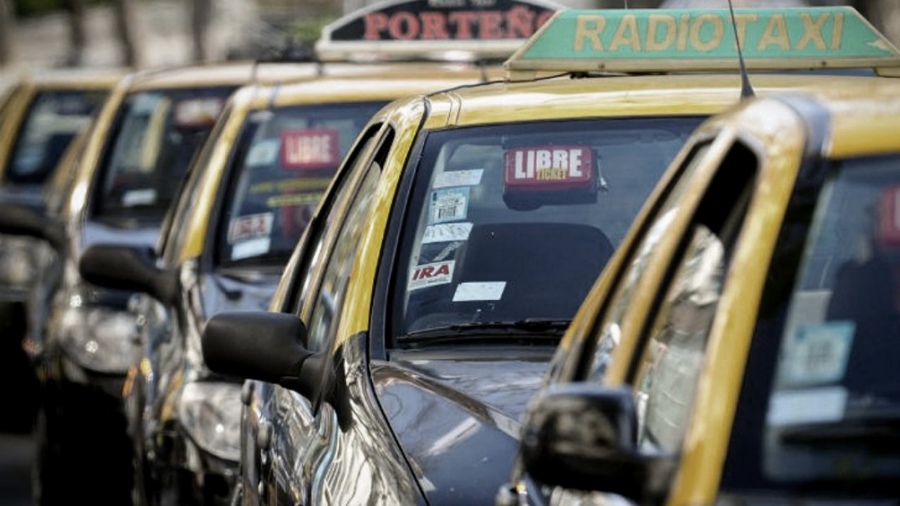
[1,2,899,506]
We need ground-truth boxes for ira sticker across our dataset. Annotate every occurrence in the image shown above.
[409,260,455,290]
[231,237,271,261]
[422,222,472,244]
[280,128,340,170]
[228,212,274,243]
[434,169,483,189]
[504,146,593,190]
[428,187,469,224]
[780,321,854,386]
[453,282,506,302]
[246,139,280,167]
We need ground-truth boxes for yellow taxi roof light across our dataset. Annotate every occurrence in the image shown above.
[315,0,562,63]
[505,6,900,75]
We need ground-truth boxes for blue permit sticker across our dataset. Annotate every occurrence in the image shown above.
[781,321,855,386]
[428,187,469,224]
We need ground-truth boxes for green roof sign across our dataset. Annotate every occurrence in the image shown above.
[505,7,900,74]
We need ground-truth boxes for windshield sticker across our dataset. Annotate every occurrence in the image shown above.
[780,321,854,386]
[422,222,472,244]
[428,187,469,224]
[122,188,157,207]
[281,128,340,170]
[250,178,332,194]
[231,237,272,261]
[504,146,593,190]
[409,260,455,291]
[453,281,506,302]
[246,139,280,167]
[766,386,847,427]
[266,192,324,208]
[174,97,224,128]
[434,169,483,188]
[228,212,274,243]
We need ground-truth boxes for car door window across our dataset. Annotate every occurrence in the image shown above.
[305,165,381,352]
[278,125,387,316]
[631,142,758,452]
[586,142,712,381]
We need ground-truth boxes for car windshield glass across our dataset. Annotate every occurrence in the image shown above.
[392,117,704,341]
[93,86,234,222]
[6,89,107,184]
[216,101,386,266]
[738,154,900,494]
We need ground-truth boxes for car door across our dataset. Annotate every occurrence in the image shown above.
[249,123,390,505]
[527,132,765,506]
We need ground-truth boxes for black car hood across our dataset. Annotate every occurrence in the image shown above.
[372,346,555,505]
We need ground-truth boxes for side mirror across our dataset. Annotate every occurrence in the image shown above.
[201,311,328,402]
[520,384,676,505]
[78,244,179,306]
[0,203,67,252]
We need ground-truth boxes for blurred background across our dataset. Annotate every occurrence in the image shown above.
[1,0,899,83]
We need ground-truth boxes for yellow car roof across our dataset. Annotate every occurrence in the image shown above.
[122,62,320,92]
[5,67,125,91]
[421,72,900,128]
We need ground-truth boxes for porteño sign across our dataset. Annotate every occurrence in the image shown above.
[315,0,561,61]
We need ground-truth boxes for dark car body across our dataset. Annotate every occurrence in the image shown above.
[0,62,316,504]
[0,69,120,433]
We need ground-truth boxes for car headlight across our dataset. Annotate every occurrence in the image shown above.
[179,381,243,462]
[0,235,39,289]
[57,299,138,374]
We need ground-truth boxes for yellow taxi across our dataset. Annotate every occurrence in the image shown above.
[77,67,501,506]
[198,5,900,505]
[0,67,120,434]
[503,12,900,506]
[0,61,316,505]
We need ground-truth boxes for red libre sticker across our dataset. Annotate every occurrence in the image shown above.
[280,128,340,171]
[504,146,593,190]
[878,185,900,248]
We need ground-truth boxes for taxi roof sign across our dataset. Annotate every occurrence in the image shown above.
[315,0,560,62]
[505,7,900,76]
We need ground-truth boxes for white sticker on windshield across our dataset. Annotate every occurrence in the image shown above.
[409,260,454,290]
[428,187,469,224]
[122,188,157,207]
[246,139,280,167]
[231,237,271,260]
[766,386,847,426]
[422,222,472,244]
[781,321,854,386]
[452,282,506,302]
[434,169,483,188]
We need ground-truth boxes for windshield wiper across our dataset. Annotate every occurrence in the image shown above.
[400,318,571,344]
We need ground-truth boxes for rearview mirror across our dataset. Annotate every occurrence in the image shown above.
[202,311,327,402]
[0,203,67,252]
[78,244,179,306]
[520,384,676,505]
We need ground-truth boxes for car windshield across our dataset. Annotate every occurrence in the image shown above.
[392,117,704,341]
[6,89,107,184]
[216,101,386,266]
[731,154,900,495]
[93,86,234,223]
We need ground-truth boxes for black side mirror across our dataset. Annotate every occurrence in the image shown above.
[78,244,179,305]
[202,311,328,402]
[0,202,67,252]
[520,384,676,505]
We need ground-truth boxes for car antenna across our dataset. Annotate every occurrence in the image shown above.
[727,0,755,98]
